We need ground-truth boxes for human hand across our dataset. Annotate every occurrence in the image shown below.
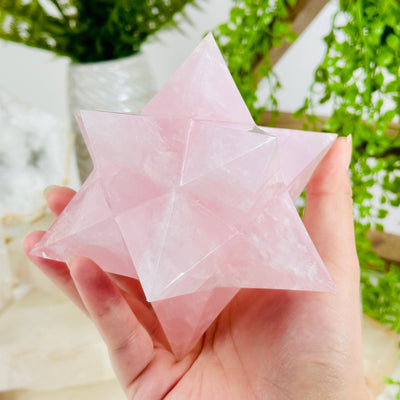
[25,137,371,400]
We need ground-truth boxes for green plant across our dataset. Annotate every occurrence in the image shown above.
[214,0,297,122]
[298,0,400,334]
[215,0,400,335]
[0,0,199,62]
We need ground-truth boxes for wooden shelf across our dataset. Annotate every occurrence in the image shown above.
[270,0,331,67]
[254,0,331,79]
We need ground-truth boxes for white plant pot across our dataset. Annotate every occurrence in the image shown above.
[68,52,156,181]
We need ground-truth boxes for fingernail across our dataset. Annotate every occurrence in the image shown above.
[66,255,77,268]
[43,185,58,198]
[346,134,352,145]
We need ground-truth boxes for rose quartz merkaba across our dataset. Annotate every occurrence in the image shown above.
[32,34,336,358]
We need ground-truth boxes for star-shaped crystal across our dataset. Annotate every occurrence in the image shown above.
[32,34,336,358]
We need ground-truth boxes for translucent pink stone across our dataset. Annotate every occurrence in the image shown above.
[31,34,337,359]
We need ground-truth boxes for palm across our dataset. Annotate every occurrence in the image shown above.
[25,139,370,400]
[121,286,362,400]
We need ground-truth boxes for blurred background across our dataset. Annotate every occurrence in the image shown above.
[0,0,399,398]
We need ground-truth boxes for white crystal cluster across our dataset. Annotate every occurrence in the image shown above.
[0,89,78,227]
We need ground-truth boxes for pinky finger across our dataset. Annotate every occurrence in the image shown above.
[69,257,154,390]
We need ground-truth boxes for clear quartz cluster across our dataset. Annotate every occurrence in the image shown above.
[32,33,337,358]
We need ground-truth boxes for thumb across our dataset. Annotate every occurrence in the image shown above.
[303,136,359,294]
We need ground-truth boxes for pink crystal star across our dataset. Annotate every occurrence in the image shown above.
[32,33,336,358]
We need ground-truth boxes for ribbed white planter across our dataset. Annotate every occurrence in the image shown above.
[68,52,157,181]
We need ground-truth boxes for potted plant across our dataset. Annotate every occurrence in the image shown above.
[0,0,199,179]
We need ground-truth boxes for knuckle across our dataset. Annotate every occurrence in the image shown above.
[307,168,353,200]
[307,177,353,201]
[94,299,120,320]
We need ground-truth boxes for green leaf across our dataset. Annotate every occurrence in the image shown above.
[324,118,340,132]
[377,49,394,66]
[273,21,290,36]
[385,79,398,93]
[377,209,389,219]
[390,198,400,207]
[292,109,305,119]
[381,109,396,123]
[387,33,400,50]
[373,72,384,88]
[323,31,335,47]
[285,30,297,43]
[319,89,332,104]
[372,22,385,37]
[315,67,328,83]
